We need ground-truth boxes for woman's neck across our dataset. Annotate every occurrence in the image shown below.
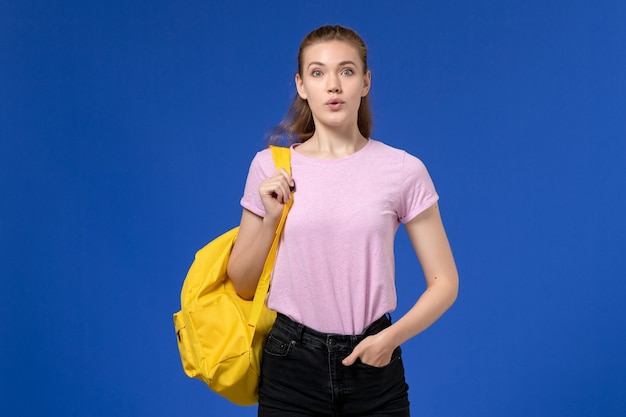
[297,126,368,160]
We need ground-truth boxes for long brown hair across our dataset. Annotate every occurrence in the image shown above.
[268,25,373,145]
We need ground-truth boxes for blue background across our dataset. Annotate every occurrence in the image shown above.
[2,1,625,416]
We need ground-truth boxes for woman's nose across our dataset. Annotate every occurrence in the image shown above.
[327,75,341,93]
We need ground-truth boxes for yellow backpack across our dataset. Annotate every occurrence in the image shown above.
[173,146,293,405]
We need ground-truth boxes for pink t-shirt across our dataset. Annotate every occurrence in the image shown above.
[240,139,438,334]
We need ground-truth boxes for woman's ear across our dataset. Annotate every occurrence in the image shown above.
[295,73,307,100]
[361,70,371,97]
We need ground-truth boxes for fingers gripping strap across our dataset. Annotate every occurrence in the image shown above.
[248,146,292,331]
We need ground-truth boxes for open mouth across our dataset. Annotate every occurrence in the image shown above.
[327,99,344,105]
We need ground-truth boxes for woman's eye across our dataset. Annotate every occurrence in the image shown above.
[312,70,322,77]
[341,69,354,75]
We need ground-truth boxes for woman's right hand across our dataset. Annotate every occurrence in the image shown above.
[259,168,295,223]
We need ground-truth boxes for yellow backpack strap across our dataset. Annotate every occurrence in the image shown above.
[248,146,293,331]
[269,145,291,174]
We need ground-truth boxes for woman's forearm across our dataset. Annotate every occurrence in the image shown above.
[385,277,458,348]
[227,216,280,299]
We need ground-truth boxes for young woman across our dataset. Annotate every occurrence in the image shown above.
[227,24,458,417]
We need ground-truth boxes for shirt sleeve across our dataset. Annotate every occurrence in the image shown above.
[240,148,274,217]
[398,152,439,223]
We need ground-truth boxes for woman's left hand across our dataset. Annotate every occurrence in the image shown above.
[341,332,396,368]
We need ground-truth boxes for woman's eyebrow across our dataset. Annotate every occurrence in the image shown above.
[307,60,358,69]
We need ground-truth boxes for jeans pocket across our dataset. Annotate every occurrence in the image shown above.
[355,346,403,369]
[263,332,294,357]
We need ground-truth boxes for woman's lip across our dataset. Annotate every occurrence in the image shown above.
[326,101,344,110]
[325,99,345,105]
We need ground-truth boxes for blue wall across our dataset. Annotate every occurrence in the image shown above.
[1,1,625,416]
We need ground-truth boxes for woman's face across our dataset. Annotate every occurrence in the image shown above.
[296,40,371,134]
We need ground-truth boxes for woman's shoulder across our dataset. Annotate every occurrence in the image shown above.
[368,139,423,163]
[248,146,275,170]
[369,139,432,181]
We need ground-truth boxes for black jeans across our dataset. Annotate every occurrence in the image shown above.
[258,313,410,417]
